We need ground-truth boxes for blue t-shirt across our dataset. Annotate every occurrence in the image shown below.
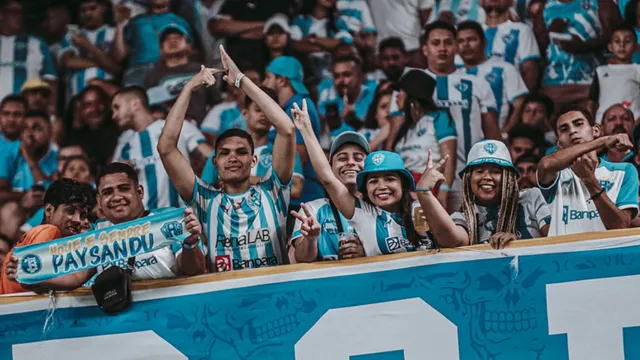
[0,141,58,191]
[317,78,378,124]
[125,12,193,67]
[269,93,324,204]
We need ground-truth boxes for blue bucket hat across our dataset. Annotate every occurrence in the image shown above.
[266,56,309,95]
[356,151,415,192]
[458,140,520,178]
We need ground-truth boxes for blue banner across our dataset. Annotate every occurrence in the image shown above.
[2,233,640,359]
[13,208,188,284]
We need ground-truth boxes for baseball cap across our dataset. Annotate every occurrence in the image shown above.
[394,70,437,106]
[329,131,370,160]
[21,78,51,93]
[266,56,309,95]
[356,151,415,192]
[264,13,291,35]
[459,140,519,178]
[158,23,191,42]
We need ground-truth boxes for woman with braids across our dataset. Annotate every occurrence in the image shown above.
[416,140,551,249]
[291,100,434,256]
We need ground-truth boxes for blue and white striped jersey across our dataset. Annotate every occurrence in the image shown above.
[459,59,529,128]
[539,158,639,236]
[0,141,58,191]
[543,0,602,86]
[429,0,486,24]
[200,101,244,135]
[484,20,540,70]
[290,15,353,44]
[291,197,355,261]
[336,0,377,35]
[189,168,291,272]
[318,78,378,124]
[113,120,206,210]
[350,198,433,256]
[0,34,56,101]
[60,25,116,97]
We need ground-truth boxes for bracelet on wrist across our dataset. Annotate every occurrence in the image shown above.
[439,184,451,191]
[234,73,245,88]
[415,188,432,193]
[182,241,198,250]
[588,187,605,202]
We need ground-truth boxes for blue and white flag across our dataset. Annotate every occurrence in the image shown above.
[14,208,188,285]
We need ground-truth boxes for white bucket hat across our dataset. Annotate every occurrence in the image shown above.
[458,140,520,178]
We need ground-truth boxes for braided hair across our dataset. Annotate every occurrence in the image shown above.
[460,168,520,244]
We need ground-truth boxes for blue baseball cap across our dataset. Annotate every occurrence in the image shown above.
[356,151,415,192]
[266,56,309,95]
[158,23,191,42]
[459,140,519,178]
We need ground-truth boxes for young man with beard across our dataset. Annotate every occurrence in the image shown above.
[391,20,500,211]
[1,178,95,294]
[158,46,296,273]
[456,20,529,133]
[537,106,639,236]
[481,0,540,90]
[111,85,212,210]
[599,104,636,164]
[3,163,207,292]
[292,132,368,262]
[376,37,410,83]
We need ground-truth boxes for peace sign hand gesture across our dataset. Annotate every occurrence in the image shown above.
[417,149,449,191]
[290,203,321,242]
[290,99,313,134]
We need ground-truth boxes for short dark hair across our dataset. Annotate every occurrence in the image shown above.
[333,54,363,70]
[508,124,546,147]
[379,37,406,54]
[456,20,486,41]
[553,104,595,133]
[421,20,456,44]
[215,128,255,154]
[612,22,638,42]
[24,110,50,123]
[245,87,278,109]
[523,93,554,116]
[114,86,150,109]
[515,153,541,166]
[159,28,188,44]
[61,155,94,177]
[0,94,26,111]
[44,178,97,212]
[96,162,139,189]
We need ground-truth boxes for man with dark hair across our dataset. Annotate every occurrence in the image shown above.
[538,105,639,236]
[111,85,212,210]
[456,20,528,133]
[521,93,555,143]
[0,94,26,145]
[377,37,409,82]
[515,153,540,189]
[0,178,95,294]
[158,47,296,273]
[3,163,207,293]
[508,124,546,161]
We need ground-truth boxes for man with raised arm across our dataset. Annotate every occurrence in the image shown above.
[537,106,639,236]
[157,45,296,273]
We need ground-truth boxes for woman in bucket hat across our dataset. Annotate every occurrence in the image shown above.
[416,140,551,249]
[291,100,433,256]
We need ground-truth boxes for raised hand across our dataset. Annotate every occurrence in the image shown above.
[571,153,598,181]
[219,45,242,87]
[183,207,202,236]
[417,149,449,190]
[604,134,633,152]
[186,65,221,93]
[290,203,321,241]
[291,99,313,133]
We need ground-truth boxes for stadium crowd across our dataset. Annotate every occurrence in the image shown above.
[1,0,640,293]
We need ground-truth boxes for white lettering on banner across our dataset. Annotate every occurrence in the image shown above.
[547,275,640,360]
[12,331,187,360]
[294,298,459,359]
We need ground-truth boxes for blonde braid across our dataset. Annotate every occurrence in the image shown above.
[461,172,478,244]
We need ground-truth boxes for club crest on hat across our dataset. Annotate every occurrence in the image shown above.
[484,142,497,155]
[372,153,385,166]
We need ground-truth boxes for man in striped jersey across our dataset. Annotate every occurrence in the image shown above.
[111,86,212,210]
[60,0,121,98]
[0,1,57,105]
[158,46,296,273]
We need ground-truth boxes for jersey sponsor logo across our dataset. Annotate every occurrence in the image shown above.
[21,254,42,274]
[216,228,272,249]
[232,255,278,270]
[384,236,412,253]
[562,205,600,224]
[435,99,470,110]
[215,254,231,272]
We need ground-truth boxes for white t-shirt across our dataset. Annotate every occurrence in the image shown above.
[538,158,639,236]
[451,188,551,243]
[394,109,456,173]
[484,20,541,70]
[367,0,434,52]
[591,64,640,123]
[113,120,205,210]
[457,59,529,128]
[349,198,434,256]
